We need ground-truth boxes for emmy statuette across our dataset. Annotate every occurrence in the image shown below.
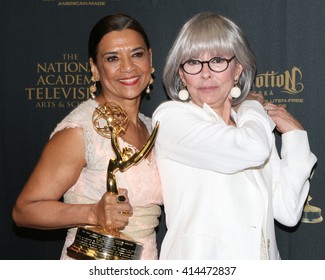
[67,102,159,260]
[301,195,323,224]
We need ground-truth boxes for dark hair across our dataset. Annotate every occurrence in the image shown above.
[88,13,150,63]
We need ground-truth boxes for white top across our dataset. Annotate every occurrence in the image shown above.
[152,100,317,260]
[51,99,163,260]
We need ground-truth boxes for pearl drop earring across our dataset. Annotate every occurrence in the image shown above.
[230,79,241,99]
[178,82,189,101]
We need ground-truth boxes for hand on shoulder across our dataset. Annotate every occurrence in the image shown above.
[264,102,304,133]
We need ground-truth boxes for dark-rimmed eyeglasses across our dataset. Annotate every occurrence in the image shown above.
[180,56,236,75]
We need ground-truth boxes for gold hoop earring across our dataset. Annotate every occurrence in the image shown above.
[146,67,155,94]
[90,76,97,99]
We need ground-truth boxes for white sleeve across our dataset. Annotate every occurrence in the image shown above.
[271,130,317,226]
[152,100,276,174]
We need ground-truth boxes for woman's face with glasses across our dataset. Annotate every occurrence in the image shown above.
[179,52,243,110]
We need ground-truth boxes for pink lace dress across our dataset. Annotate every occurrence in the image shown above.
[50,99,163,260]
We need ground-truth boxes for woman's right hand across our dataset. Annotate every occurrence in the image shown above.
[92,188,133,229]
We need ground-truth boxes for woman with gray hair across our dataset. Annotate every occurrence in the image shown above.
[153,12,316,259]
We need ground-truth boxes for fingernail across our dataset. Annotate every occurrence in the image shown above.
[117,195,126,202]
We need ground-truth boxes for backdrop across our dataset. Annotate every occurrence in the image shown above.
[1,0,324,260]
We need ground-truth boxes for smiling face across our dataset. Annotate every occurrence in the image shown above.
[90,29,152,103]
[179,52,243,110]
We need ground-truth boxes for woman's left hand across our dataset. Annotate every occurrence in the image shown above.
[264,102,304,133]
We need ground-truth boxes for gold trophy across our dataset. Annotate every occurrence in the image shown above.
[301,195,323,224]
[67,102,159,260]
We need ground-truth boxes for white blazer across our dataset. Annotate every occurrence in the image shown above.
[153,100,317,260]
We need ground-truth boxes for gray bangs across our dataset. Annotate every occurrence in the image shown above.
[181,17,235,60]
[163,12,256,102]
